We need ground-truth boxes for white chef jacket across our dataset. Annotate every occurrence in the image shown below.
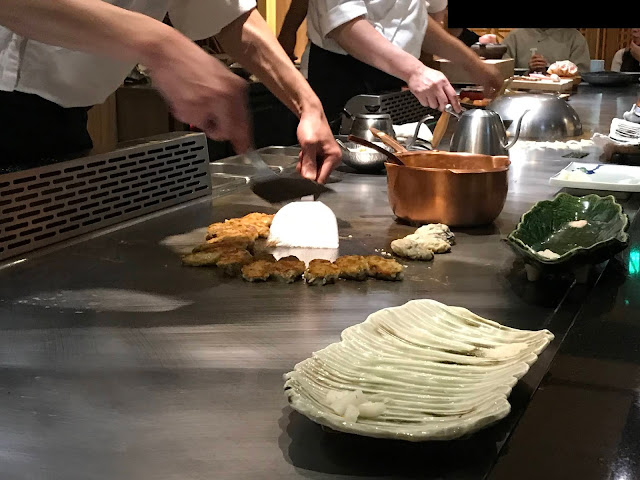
[306,0,447,59]
[0,0,256,108]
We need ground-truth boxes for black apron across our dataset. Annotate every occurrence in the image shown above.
[307,42,405,133]
[620,50,640,72]
[0,91,93,171]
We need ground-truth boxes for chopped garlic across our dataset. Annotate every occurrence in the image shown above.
[325,389,387,422]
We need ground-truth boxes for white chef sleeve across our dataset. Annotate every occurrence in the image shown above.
[426,0,448,14]
[168,0,258,40]
[318,0,368,38]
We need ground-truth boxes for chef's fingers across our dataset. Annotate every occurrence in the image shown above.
[424,92,439,111]
[296,151,303,174]
[299,142,318,181]
[316,145,342,184]
[444,84,461,112]
[434,87,450,112]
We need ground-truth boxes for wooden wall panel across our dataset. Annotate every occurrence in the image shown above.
[274,0,308,61]
[87,94,117,154]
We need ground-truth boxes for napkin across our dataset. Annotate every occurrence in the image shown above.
[393,122,433,142]
[591,132,640,162]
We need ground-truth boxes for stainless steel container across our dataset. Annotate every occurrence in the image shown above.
[347,113,396,143]
[488,92,583,141]
[335,135,390,173]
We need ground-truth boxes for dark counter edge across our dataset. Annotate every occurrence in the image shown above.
[488,199,640,480]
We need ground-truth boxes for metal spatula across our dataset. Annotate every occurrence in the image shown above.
[245,150,332,204]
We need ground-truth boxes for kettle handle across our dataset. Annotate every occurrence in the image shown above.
[406,114,435,150]
[342,108,355,120]
[504,109,530,150]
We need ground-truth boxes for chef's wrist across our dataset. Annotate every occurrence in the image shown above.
[298,92,325,120]
[137,22,188,71]
[399,57,429,83]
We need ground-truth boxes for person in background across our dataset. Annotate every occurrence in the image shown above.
[0,0,341,184]
[611,28,640,72]
[502,28,590,74]
[303,0,502,130]
[278,0,454,80]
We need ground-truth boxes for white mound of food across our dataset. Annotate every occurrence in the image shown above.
[267,201,339,249]
[537,249,561,260]
[390,236,435,260]
[391,223,454,261]
[568,220,588,228]
[557,169,592,182]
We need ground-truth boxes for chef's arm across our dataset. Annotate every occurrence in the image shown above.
[329,17,459,111]
[422,19,503,94]
[422,19,481,72]
[0,0,177,63]
[215,8,341,183]
[278,0,309,59]
[0,0,252,153]
[330,17,424,86]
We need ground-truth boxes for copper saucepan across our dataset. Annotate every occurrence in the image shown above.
[385,150,510,227]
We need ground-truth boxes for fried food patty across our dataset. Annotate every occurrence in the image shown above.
[304,259,341,286]
[239,213,274,238]
[272,256,305,283]
[206,213,274,239]
[365,255,404,281]
[193,235,253,253]
[181,250,229,267]
[334,255,369,281]
[216,250,254,277]
[241,259,276,282]
[206,220,260,241]
[252,252,277,263]
[242,212,274,226]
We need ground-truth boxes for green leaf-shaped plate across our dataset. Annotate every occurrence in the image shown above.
[507,193,630,270]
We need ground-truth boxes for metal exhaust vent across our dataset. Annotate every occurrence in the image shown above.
[0,132,211,261]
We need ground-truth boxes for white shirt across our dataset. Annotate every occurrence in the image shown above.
[307,0,447,59]
[611,48,625,72]
[0,0,256,108]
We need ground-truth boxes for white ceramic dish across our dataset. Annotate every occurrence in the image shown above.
[550,162,640,192]
[283,299,554,442]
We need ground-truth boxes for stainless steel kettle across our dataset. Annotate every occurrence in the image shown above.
[342,109,396,143]
[449,107,528,156]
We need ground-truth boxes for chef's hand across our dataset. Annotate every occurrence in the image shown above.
[529,53,548,73]
[147,43,252,154]
[407,65,461,112]
[295,110,342,184]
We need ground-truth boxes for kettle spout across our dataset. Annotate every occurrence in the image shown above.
[503,109,530,150]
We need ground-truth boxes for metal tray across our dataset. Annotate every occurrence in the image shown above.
[581,71,637,86]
